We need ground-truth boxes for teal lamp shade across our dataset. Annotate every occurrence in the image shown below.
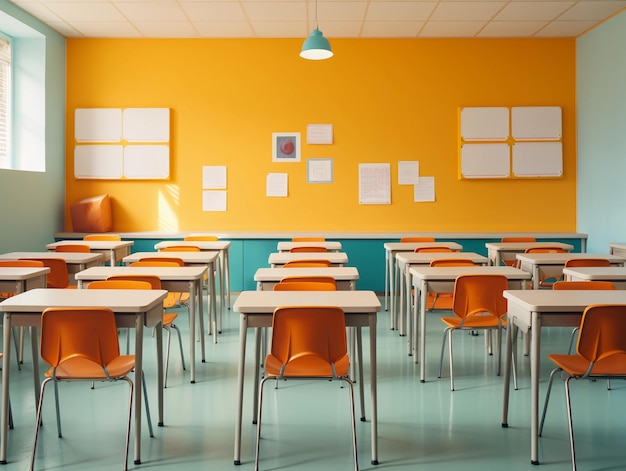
[300,29,333,60]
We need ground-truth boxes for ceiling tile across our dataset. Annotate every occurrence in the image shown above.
[361,21,423,37]
[133,21,199,37]
[535,19,596,36]
[193,21,255,37]
[114,2,188,22]
[180,2,247,22]
[70,20,142,37]
[420,21,486,37]
[558,1,626,21]
[243,2,306,21]
[430,2,505,21]
[366,2,437,22]
[494,2,574,21]
[42,2,127,21]
[478,20,547,37]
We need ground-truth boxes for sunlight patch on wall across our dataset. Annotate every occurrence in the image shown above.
[158,184,180,231]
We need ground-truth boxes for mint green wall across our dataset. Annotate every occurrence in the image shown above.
[577,11,626,253]
[0,1,66,252]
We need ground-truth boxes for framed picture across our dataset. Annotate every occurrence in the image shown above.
[272,132,301,162]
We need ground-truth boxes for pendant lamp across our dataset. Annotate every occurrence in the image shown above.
[300,0,333,60]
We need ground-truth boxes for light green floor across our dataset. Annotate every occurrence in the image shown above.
[6,295,626,471]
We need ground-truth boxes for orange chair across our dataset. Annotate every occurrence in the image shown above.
[553,280,616,354]
[563,257,611,268]
[184,235,218,241]
[93,275,186,388]
[30,307,152,471]
[415,247,453,253]
[292,237,325,242]
[499,237,536,266]
[283,260,331,268]
[54,244,91,253]
[159,245,201,252]
[278,275,337,289]
[255,306,357,471]
[289,246,328,253]
[401,237,434,242]
[426,259,480,310]
[538,304,626,470]
[438,274,509,391]
[521,247,568,287]
[83,234,121,241]
[130,259,191,316]
[273,281,336,291]
[22,258,72,289]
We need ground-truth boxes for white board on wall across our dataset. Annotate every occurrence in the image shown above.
[512,106,562,140]
[123,108,170,142]
[123,145,170,179]
[512,142,563,177]
[75,109,123,142]
[74,145,124,179]
[460,107,509,141]
[461,143,510,178]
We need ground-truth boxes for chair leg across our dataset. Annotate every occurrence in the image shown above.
[345,378,359,471]
[123,377,134,471]
[567,327,579,354]
[141,371,154,437]
[53,377,62,437]
[564,377,578,471]
[255,376,270,471]
[438,328,450,379]
[11,328,21,370]
[448,329,455,391]
[30,378,52,471]
[164,326,172,389]
[539,367,562,436]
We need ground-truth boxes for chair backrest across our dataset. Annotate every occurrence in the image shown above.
[430,258,479,267]
[284,260,331,268]
[269,306,348,377]
[292,237,325,242]
[415,247,453,253]
[563,258,612,268]
[55,244,91,253]
[452,274,509,322]
[575,304,626,367]
[159,246,201,252]
[553,281,616,290]
[40,307,120,370]
[279,275,337,288]
[86,279,154,290]
[501,237,536,242]
[105,274,162,290]
[134,257,185,266]
[83,234,121,241]
[130,260,183,268]
[273,281,336,291]
[401,237,435,242]
[23,258,69,289]
[524,247,567,254]
[289,246,328,253]
[184,235,218,241]
[0,259,44,267]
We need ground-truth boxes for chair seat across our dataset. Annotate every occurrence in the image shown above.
[44,355,136,379]
[548,352,626,377]
[441,315,506,329]
[163,312,177,327]
[265,353,350,377]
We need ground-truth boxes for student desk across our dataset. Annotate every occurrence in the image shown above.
[232,290,381,466]
[0,267,49,293]
[267,252,349,267]
[562,266,626,287]
[516,253,625,289]
[75,265,208,383]
[383,242,463,320]
[0,251,103,284]
[608,242,626,257]
[154,240,231,311]
[410,266,531,381]
[254,267,359,291]
[0,288,167,465]
[46,239,134,266]
[501,289,626,466]
[123,251,220,342]
[276,241,342,252]
[485,241,574,267]
[395,252,487,336]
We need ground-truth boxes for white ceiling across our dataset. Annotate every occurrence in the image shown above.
[8,0,626,39]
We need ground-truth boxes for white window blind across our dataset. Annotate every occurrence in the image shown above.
[0,37,11,168]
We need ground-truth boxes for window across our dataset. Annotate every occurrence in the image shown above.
[0,36,9,169]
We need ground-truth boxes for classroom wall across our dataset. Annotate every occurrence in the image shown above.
[65,38,577,233]
[577,11,626,254]
[0,1,66,253]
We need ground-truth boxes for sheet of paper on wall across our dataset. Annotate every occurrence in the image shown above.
[306,124,333,144]
[398,161,419,185]
[414,176,435,202]
[202,190,227,211]
[267,173,288,197]
[359,163,391,204]
[307,158,333,183]
[203,165,227,189]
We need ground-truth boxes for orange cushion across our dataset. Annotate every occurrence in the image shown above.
[70,194,112,233]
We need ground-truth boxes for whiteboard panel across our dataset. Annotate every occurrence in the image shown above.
[512,142,562,177]
[512,106,561,140]
[74,145,123,179]
[123,145,169,179]
[461,143,510,178]
[75,109,122,142]
[460,107,509,141]
[123,108,170,142]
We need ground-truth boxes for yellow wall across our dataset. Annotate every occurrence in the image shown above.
[65,37,576,232]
